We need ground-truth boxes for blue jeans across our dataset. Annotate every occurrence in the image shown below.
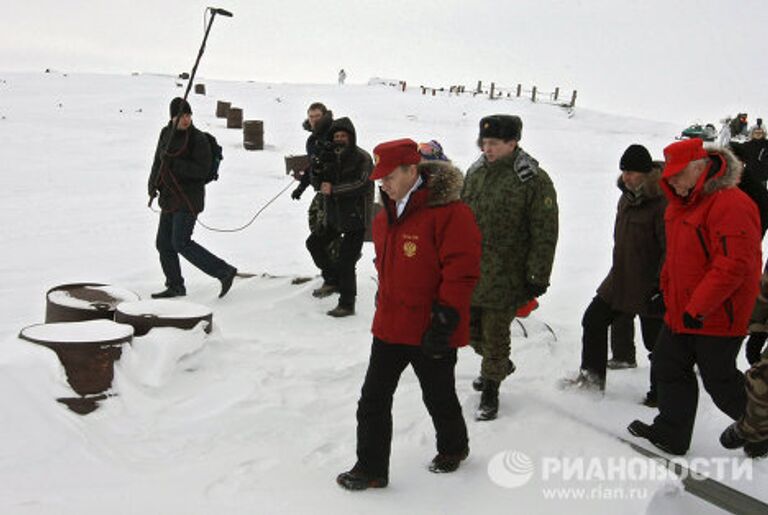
[156,211,232,289]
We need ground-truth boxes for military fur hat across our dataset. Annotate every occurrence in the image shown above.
[479,114,523,141]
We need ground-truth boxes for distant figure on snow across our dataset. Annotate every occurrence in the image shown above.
[338,68,346,85]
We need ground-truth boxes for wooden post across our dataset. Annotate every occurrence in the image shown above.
[476,80,482,93]
[401,81,406,92]
[432,88,436,96]
[531,86,537,102]
[516,84,522,97]
[570,90,578,108]
[421,86,426,95]
[553,87,559,101]
[489,82,495,99]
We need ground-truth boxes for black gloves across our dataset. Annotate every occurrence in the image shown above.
[683,312,704,329]
[421,303,460,359]
[746,333,768,365]
[525,282,548,300]
[291,184,307,200]
[647,290,665,316]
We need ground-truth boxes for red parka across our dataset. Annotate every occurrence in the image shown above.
[660,146,762,336]
[371,161,481,347]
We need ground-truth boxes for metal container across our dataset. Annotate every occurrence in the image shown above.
[227,107,243,129]
[243,120,264,150]
[216,100,231,118]
[114,299,213,337]
[45,283,140,323]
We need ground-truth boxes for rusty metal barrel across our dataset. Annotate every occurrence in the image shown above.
[194,83,206,95]
[227,107,243,129]
[46,283,140,323]
[284,154,309,179]
[244,120,264,150]
[19,320,134,414]
[216,100,231,118]
[114,299,213,337]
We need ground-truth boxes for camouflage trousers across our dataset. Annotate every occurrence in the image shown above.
[469,306,517,383]
[308,192,340,262]
[737,358,768,441]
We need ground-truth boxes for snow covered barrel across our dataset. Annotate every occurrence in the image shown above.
[45,283,140,323]
[114,299,213,337]
[216,100,231,118]
[227,107,243,129]
[19,320,134,414]
[243,120,264,150]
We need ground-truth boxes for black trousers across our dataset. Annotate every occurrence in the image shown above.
[610,313,636,363]
[652,324,746,452]
[306,227,363,307]
[581,296,662,393]
[355,338,468,478]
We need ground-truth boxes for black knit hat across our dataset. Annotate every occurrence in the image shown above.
[620,144,653,173]
[479,114,522,141]
[169,97,192,118]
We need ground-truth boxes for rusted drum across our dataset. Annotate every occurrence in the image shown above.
[45,283,140,323]
[194,83,206,95]
[19,320,134,414]
[216,100,231,118]
[243,120,264,150]
[114,299,213,337]
[227,107,243,129]
[284,154,308,179]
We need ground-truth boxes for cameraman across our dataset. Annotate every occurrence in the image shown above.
[306,117,373,317]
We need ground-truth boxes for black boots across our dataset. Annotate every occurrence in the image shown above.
[336,466,388,491]
[327,303,355,318]
[428,447,469,473]
[151,286,186,299]
[720,422,768,458]
[219,267,238,298]
[627,420,687,456]
[476,380,499,421]
[312,282,339,298]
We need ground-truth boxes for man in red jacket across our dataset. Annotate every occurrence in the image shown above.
[628,138,762,455]
[337,139,481,490]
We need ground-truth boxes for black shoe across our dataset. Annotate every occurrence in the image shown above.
[476,380,499,421]
[642,392,658,408]
[428,448,469,473]
[627,420,687,456]
[151,286,186,299]
[607,359,638,370]
[558,369,605,392]
[312,283,339,298]
[327,304,355,317]
[720,423,747,450]
[219,267,237,298]
[744,439,768,459]
[336,467,388,491]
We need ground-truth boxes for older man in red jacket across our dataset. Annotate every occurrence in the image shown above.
[628,138,762,455]
[337,139,481,491]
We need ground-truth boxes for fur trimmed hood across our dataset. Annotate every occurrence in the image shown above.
[418,160,464,206]
[702,143,744,194]
[616,166,664,201]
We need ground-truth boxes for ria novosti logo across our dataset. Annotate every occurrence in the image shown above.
[487,450,535,488]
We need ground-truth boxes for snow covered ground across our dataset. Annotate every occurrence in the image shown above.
[0,71,764,514]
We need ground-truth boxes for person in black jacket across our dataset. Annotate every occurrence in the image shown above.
[306,117,373,317]
[147,97,237,299]
[731,120,768,237]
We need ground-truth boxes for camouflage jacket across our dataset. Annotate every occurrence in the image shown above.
[462,147,559,309]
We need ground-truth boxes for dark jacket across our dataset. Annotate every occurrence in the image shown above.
[660,145,762,336]
[596,169,667,316]
[730,138,768,236]
[148,122,211,213]
[372,161,482,347]
[297,110,334,192]
[322,117,374,232]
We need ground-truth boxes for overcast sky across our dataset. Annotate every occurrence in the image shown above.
[1,0,766,124]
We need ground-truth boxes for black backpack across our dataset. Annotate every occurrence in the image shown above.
[204,132,223,182]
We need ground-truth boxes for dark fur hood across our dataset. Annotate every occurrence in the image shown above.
[616,166,664,202]
[419,161,464,206]
[702,144,743,194]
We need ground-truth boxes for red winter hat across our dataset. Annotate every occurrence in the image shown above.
[370,139,422,180]
[662,138,709,178]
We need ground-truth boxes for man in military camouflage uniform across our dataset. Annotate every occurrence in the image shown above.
[462,114,559,421]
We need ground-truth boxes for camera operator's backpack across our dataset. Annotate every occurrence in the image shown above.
[204,132,223,182]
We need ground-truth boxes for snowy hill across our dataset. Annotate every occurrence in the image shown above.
[0,71,763,514]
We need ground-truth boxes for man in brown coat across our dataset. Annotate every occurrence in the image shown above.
[561,145,666,404]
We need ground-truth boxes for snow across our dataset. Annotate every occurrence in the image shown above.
[116,299,212,318]
[0,70,765,514]
[19,320,134,344]
[47,284,140,310]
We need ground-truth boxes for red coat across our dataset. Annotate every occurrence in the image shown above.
[660,148,762,336]
[371,162,481,347]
